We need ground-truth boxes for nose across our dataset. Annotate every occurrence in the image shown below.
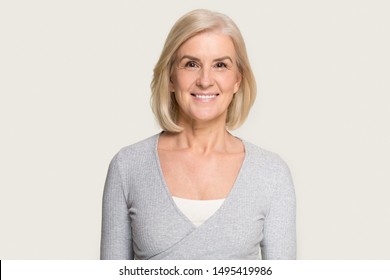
[196,67,214,88]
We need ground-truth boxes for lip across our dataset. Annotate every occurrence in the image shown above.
[190,93,219,102]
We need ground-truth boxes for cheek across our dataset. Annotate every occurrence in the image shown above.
[169,73,183,92]
[221,74,241,93]
[170,73,191,92]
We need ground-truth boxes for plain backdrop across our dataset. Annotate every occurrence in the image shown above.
[1,0,389,259]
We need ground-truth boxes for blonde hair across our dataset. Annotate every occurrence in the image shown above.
[151,9,256,132]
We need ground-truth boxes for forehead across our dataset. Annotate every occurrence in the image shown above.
[176,31,236,59]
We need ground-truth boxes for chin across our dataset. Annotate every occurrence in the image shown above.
[191,113,226,124]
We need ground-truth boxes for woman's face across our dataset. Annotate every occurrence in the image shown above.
[170,31,241,127]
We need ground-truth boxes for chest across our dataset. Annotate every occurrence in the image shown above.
[158,150,245,200]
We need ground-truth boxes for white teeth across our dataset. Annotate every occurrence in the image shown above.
[195,94,217,99]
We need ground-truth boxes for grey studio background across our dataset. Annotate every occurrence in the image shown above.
[1,0,389,259]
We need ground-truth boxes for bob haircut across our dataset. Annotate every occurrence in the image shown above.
[151,9,256,133]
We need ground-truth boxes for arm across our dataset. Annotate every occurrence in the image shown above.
[260,160,296,260]
[100,153,133,259]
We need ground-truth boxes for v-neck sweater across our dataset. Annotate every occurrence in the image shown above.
[100,133,296,260]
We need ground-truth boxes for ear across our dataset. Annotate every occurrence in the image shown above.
[169,77,175,93]
[233,73,242,94]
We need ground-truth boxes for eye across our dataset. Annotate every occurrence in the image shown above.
[184,61,199,69]
[213,62,228,71]
[215,62,227,68]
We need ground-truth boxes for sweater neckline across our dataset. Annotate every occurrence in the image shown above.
[153,132,249,229]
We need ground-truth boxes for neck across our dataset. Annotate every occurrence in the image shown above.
[160,113,244,155]
[176,126,230,154]
[161,115,234,155]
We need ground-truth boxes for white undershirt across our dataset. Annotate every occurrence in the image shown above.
[172,196,225,227]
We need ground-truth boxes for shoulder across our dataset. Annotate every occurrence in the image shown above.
[243,140,291,176]
[243,140,295,204]
[110,133,159,167]
[118,134,158,156]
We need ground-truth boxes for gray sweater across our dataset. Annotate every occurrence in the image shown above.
[100,133,296,260]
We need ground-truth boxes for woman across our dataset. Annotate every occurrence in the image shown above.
[100,9,296,260]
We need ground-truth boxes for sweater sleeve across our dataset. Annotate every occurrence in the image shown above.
[260,159,296,260]
[100,153,134,260]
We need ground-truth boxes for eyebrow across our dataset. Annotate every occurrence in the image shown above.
[179,55,233,63]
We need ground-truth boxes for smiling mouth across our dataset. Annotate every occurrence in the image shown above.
[190,93,219,100]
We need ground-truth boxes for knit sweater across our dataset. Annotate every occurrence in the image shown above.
[100,133,296,260]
